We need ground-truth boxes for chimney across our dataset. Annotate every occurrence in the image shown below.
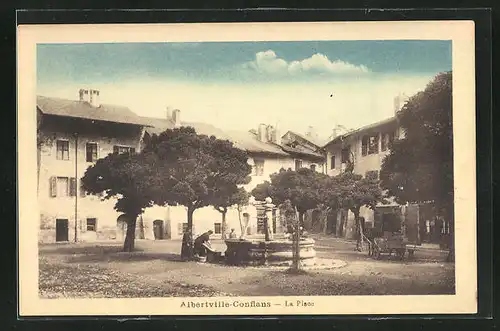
[257,124,267,142]
[267,125,282,145]
[266,125,274,142]
[166,106,173,121]
[79,88,90,103]
[331,128,338,139]
[89,89,101,108]
[393,94,401,115]
[274,126,282,145]
[172,109,181,127]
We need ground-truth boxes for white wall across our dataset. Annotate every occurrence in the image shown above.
[38,123,144,243]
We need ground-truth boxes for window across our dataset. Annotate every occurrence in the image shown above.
[113,145,136,155]
[368,135,379,154]
[295,159,302,171]
[381,132,395,152]
[50,176,76,197]
[56,177,69,196]
[362,134,379,156]
[214,223,222,234]
[253,159,264,176]
[86,142,98,162]
[86,218,97,232]
[330,155,335,169]
[381,134,388,151]
[56,140,69,160]
[341,147,350,163]
[310,164,316,172]
[366,170,379,180]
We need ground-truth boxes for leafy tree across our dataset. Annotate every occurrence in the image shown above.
[213,187,250,239]
[81,151,156,252]
[252,168,325,227]
[252,168,325,271]
[336,170,387,250]
[143,127,252,257]
[380,71,454,260]
[316,175,342,235]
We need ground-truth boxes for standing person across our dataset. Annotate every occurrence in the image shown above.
[181,229,193,261]
[194,230,213,257]
[228,228,237,239]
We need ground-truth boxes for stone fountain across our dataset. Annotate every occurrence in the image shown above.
[224,197,316,267]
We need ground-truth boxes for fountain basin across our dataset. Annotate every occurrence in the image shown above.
[224,238,316,266]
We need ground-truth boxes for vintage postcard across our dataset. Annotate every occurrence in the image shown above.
[17,21,477,316]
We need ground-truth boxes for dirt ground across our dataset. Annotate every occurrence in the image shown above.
[39,236,455,298]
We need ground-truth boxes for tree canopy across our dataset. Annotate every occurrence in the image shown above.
[336,171,387,216]
[143,127,252,251]
[252,168,326,224]
[81,151,157,251]
[380,71,453,218]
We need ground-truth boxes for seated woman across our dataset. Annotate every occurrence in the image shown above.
[193,230,213,257]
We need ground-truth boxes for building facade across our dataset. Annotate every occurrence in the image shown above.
[139,116,326,240]
[37,92,147,243]
[37,91,328,243]
[322,98,449,245]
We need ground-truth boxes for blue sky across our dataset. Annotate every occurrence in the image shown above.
[37,40,451,140]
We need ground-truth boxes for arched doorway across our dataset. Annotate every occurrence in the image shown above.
[153,220,164,240]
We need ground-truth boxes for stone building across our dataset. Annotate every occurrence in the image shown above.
[37,90,148,243]
[37,90,327,243]
[139,113,326,240]
[321,96,449,245]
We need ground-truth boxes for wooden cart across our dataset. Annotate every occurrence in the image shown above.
[368,232,415,260]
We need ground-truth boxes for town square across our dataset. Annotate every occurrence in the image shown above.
[34,38,456,299]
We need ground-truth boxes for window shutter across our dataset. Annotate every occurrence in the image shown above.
[69,177,77,196]
[80,180,86,197]
[50,176,57,197]
[86,144,91,162]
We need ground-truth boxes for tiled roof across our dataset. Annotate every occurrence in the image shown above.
[141,117,289,156]
[322,117,398,148]
[284,130,325,148]
[280,144,325,160]
[37,95,150,126]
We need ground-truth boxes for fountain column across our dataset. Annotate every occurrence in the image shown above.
[264,197,275,241]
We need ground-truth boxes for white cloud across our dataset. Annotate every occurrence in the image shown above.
[242,50,370,76]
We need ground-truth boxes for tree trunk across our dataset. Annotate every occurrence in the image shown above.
[353,208,364,251]
[185,206,195,259]
[123,215,137,252]
[322,208,329,235]
[221,209,227,240]
[291,211,303,271]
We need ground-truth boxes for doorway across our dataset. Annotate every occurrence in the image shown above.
[55,219,69,242]
[153,220,164,240]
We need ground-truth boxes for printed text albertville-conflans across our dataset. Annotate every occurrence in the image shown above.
[181,300,272,308]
